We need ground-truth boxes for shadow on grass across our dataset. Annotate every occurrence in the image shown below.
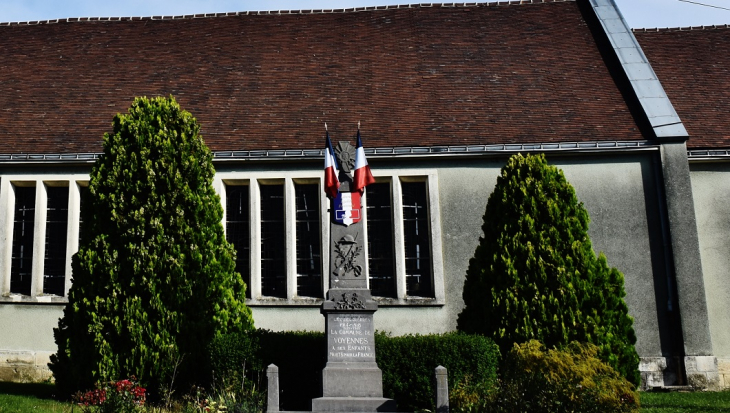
[0,381,57,400]
[641,391,730,413]
[644,405,729,412]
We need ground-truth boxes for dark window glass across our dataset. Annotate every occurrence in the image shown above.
[226,185,251,299]
[295,183,322,298]
[44,187,69,296]
[11,186,35,295]
[402,182,433,297]
[365,183,396,298]
[260,184,286,298]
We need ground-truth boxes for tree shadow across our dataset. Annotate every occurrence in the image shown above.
[0,381,57,400]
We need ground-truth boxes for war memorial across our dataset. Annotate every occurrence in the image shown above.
[1,0,730,392]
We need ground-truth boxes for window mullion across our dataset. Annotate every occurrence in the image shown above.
[65,182,82,297]
[361,187,370,291]
[285,178,296,300]
[250,180,262,300]
[427,175,445,303]
[0,178,12,294]
[320,180,330,298]
[216,177,226,234]
[392,176,406,300]
[32,182,47,297]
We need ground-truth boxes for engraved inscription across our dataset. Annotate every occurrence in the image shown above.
[327,315,375,360]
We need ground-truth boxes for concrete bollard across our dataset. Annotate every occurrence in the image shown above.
[267,364,280,412]
[435,365,449,413]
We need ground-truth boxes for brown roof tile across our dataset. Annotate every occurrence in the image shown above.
[0,1,644,154]
[635,26,730,150]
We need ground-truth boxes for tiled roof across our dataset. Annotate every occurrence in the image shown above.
[0,1,645,154]
[635,26,730,150]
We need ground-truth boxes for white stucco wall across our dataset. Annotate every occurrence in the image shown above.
[690,162,730,359]
[0,152,676,381]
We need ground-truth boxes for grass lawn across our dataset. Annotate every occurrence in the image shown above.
[0,382,72,412]
[3,382,730,412]
[640,390,730,412]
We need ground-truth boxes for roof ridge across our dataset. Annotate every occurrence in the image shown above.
[0,0,575,26]
[633,24,730,33]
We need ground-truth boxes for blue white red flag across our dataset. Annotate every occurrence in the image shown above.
[324,127,340,198]
[352,128,376,193]
[334,191,362,226]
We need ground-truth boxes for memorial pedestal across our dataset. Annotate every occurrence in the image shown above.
[312,290,396,412]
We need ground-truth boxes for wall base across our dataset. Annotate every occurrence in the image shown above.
[640,356,723,390]
[685,356,720,390]
[0,350,53,383]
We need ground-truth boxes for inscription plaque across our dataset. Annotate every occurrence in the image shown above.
[327,314,375,362]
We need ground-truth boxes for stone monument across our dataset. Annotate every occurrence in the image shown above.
[311,137,396,412]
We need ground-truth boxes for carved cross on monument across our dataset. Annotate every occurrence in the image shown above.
[312,137,396,412]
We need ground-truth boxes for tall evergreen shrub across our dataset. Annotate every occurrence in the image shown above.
[50,96,253,398]
[457,153,640,386]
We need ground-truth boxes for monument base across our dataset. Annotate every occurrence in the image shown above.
[311,396,397,412]
[321,362,384,397]
[314,289,395,412]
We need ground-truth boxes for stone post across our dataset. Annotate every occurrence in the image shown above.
[435,366,449,413]
[267,364,279,413]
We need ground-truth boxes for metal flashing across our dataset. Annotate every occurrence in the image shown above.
[0,140,655,165]
[688,149,730,161]
[589,0,688,140]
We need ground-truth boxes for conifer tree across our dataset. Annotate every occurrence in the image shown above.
[457,153,640,386]
[50,96,253,398]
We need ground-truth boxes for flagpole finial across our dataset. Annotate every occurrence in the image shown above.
[325,122,328,131]
[358,120,360,130]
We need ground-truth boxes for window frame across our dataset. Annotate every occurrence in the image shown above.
[0,168,444,307]
[216,168,445,307]
[218,174,330,306]
[362,170,445,306]
[0,175,86,303]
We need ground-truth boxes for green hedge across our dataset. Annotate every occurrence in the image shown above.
[376,332,500,411]
[209,330,500,412]
[209,329,324,411]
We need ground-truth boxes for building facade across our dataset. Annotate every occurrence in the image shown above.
[1,0,729,389]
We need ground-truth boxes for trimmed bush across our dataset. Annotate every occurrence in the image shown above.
[50,96,253,399]
[457,153,640,386]
[210,330,500,412]
[376,332,500,412]
[488,340,639,413]
[210,329,325,412]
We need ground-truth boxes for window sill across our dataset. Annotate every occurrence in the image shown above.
[245,295,445,307]
[246,296,325,306]
[0,294,444,307]
[0,294,67,304]
[374,296,445,307]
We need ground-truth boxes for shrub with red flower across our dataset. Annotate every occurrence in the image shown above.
[74,377,146,412]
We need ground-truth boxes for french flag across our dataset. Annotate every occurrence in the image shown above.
[352,127,376,193]
[324,126,340,199]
